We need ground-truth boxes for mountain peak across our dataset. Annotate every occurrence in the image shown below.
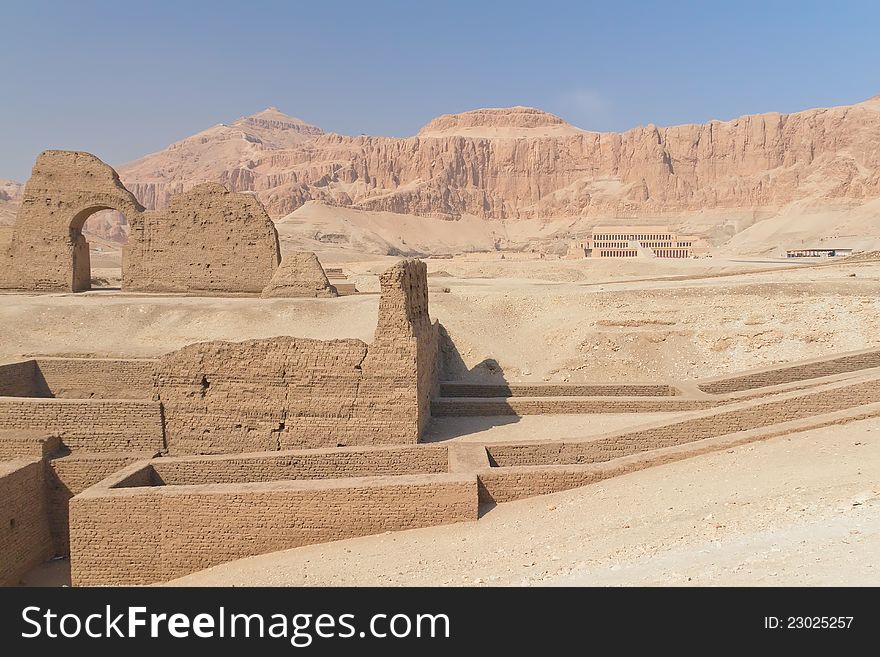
[233,107,324,137]
[417,106,584,138]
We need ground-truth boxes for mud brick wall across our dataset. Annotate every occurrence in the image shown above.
[33,358,156,399]
[477,401,880,503]
[432,396,710,416]
[154,259,439,454]
[438,383,679,398]
[124,183,280,294]
[0,399,165,452]
[477,465,610,503]
[371,259,438,439]
[0,459,53,586]
[46,453,149,556]
[155,337,370,453]
[0,431,60,459]
[69,471,478,585]
[0,360,48,397]
[487,377,880,467]
[699,349,880,394]
[152,444,449,485]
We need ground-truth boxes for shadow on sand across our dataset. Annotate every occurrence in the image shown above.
[426,324,521,440]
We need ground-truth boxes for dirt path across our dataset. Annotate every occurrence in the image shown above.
[171,417,880,587]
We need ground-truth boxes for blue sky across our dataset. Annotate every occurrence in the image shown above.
[2,0,879,180]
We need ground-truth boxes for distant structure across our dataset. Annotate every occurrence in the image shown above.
[785,247,854,258]
[324,267,358,295]
[579,226,699,258]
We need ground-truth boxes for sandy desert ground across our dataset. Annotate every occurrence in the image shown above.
[5,250,879,586]
[3,251,879,384]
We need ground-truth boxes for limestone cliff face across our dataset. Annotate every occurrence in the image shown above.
[114,98,880,228]
[119,107,325,214]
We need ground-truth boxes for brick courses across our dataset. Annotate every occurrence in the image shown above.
[155,259,438,452]
[70,467,478,585]
[0,459,53,586]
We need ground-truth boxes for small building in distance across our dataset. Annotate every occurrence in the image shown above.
[785,247,854,258]
[569,225,702,258]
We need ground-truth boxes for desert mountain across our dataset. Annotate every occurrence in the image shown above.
[119,107,324,210]
[7,98,880,255]
[0,180,23,226]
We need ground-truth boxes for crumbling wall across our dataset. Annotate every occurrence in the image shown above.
[484,376,880,469]
[154,259,439,453]
[70,469,477,585]
[125,183,280,293]
[0,431,60,460]
[0,398,165,452]
[46,453,148,555]
[0,357,156,399]
[151,444,449,485]
[698,348,880,394]
[0,151,144,292]
[260,252,337,298]
[33,357,156,399]
[155,337,370,453]
[0,459,53,586]
[0,360,48,397]
[369,258,438,439]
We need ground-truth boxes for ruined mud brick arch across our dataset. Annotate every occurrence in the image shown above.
[0,150,281,293]
[0,151,144,292]
[125,183,281,293]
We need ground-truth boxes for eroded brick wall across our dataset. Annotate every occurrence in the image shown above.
[0,459,53,586]
[0,360,48,397]
[1,151,281,294]
[0,431,60,460]
[369,258,438,439]
[432,396,711,416]
[0,399,165,452]
[152,444,449,484]
[438,383,680,397]
[698,349,880,394]
[154,259,439,453]
[0,358,156,399]
[486,377,880,467]
[46,453,149,555]
[70,471,478,585]
[260,252,337,298]
[124,183,280,294]
[34,358,156,399]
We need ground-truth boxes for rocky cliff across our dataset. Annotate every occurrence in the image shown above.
[9,98,880,254]
[116,99,880,226]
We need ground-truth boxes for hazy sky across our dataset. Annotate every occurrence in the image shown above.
[2,0,879,180]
